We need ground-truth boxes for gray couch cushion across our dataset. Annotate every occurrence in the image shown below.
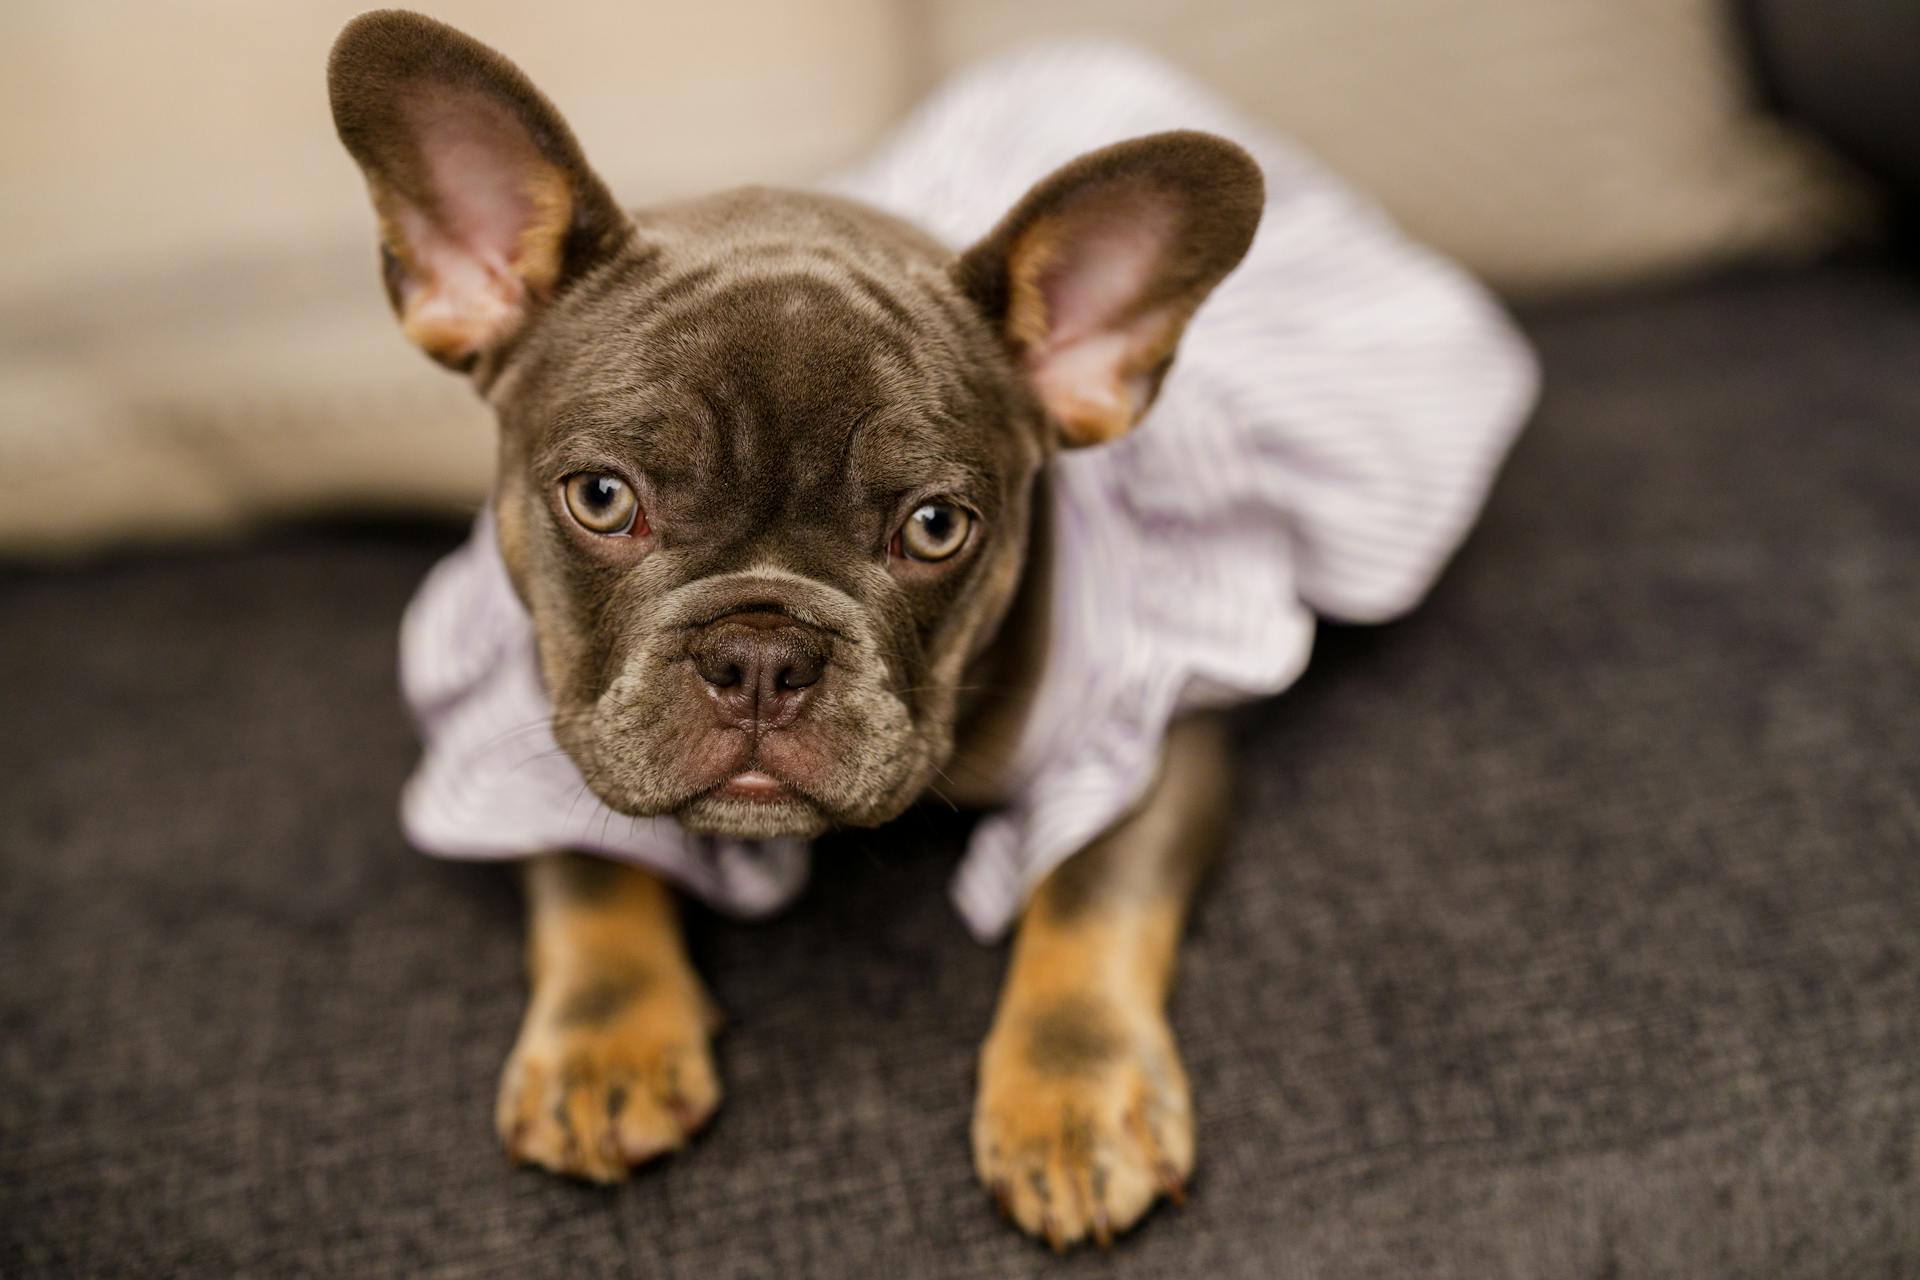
[3,263,1917,1276]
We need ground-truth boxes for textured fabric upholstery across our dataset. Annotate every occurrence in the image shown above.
[3,264,1917,1276]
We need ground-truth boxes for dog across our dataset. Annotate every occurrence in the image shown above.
[329,9,1264,1251]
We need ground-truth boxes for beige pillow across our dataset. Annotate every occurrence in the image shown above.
[0,0,915,306]
[0,0,914,554]
[921,0,1873,296]
[0,251,496,550]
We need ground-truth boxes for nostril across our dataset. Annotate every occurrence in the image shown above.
[690,639,749,691]
[776,649,826,691]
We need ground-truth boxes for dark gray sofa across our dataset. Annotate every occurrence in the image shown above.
[6,261,1917,1279]
[5,17,1918,1276]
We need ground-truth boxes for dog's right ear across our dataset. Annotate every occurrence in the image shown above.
[328,11,629,371]
[954,132,1262,448]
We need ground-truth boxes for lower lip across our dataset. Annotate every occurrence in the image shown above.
[718,770,793,801]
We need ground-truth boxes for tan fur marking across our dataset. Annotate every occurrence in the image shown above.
[1044,383,1134,448]
[974,717,1228,1250]
[497,856,719,1182]
[492,488,531,587]
[1004,216,1064,353]
[512,167,575,296]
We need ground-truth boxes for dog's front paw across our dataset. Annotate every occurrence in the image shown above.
[496,962,721,1182]
[973,993,1193,1251]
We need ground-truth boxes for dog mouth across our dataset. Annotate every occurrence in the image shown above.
[714,769,795,802]
[674,768,834,839]
[566,639,931,839]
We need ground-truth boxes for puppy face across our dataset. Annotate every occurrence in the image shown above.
[331,13,1262,839]
[490,190,1044,837]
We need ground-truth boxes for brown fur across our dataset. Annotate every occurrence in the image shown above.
[329,11,1259,1249]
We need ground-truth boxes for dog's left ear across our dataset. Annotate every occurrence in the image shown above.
[328,11,630,371]
[954,131,1263,447]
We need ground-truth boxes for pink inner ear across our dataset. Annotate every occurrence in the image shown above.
[1023,192,1179,444]
[387,90,562,361]
[1040,199,1175,345]
[414,94,546,271]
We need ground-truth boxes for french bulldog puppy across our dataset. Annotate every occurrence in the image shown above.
[330,10,1260,1249]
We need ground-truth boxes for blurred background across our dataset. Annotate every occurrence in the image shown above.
[0,0,1900,552]
[4,4,1917,1277]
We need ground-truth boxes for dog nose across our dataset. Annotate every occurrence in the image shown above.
[689,611,828,728]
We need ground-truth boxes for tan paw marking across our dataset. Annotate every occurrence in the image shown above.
[496,961,720,1182]
[973,994,1193,1251]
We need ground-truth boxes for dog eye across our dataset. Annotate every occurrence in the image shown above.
[897,502,971,562]
[561,472,643,536]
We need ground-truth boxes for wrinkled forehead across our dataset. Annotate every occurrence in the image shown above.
[511,252,1036,503]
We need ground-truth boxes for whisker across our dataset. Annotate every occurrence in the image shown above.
[505,746,574,777]
[922,761,964,813]
[562,766,600,833]
[468,717,561,756]
[891,681,1010,698]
